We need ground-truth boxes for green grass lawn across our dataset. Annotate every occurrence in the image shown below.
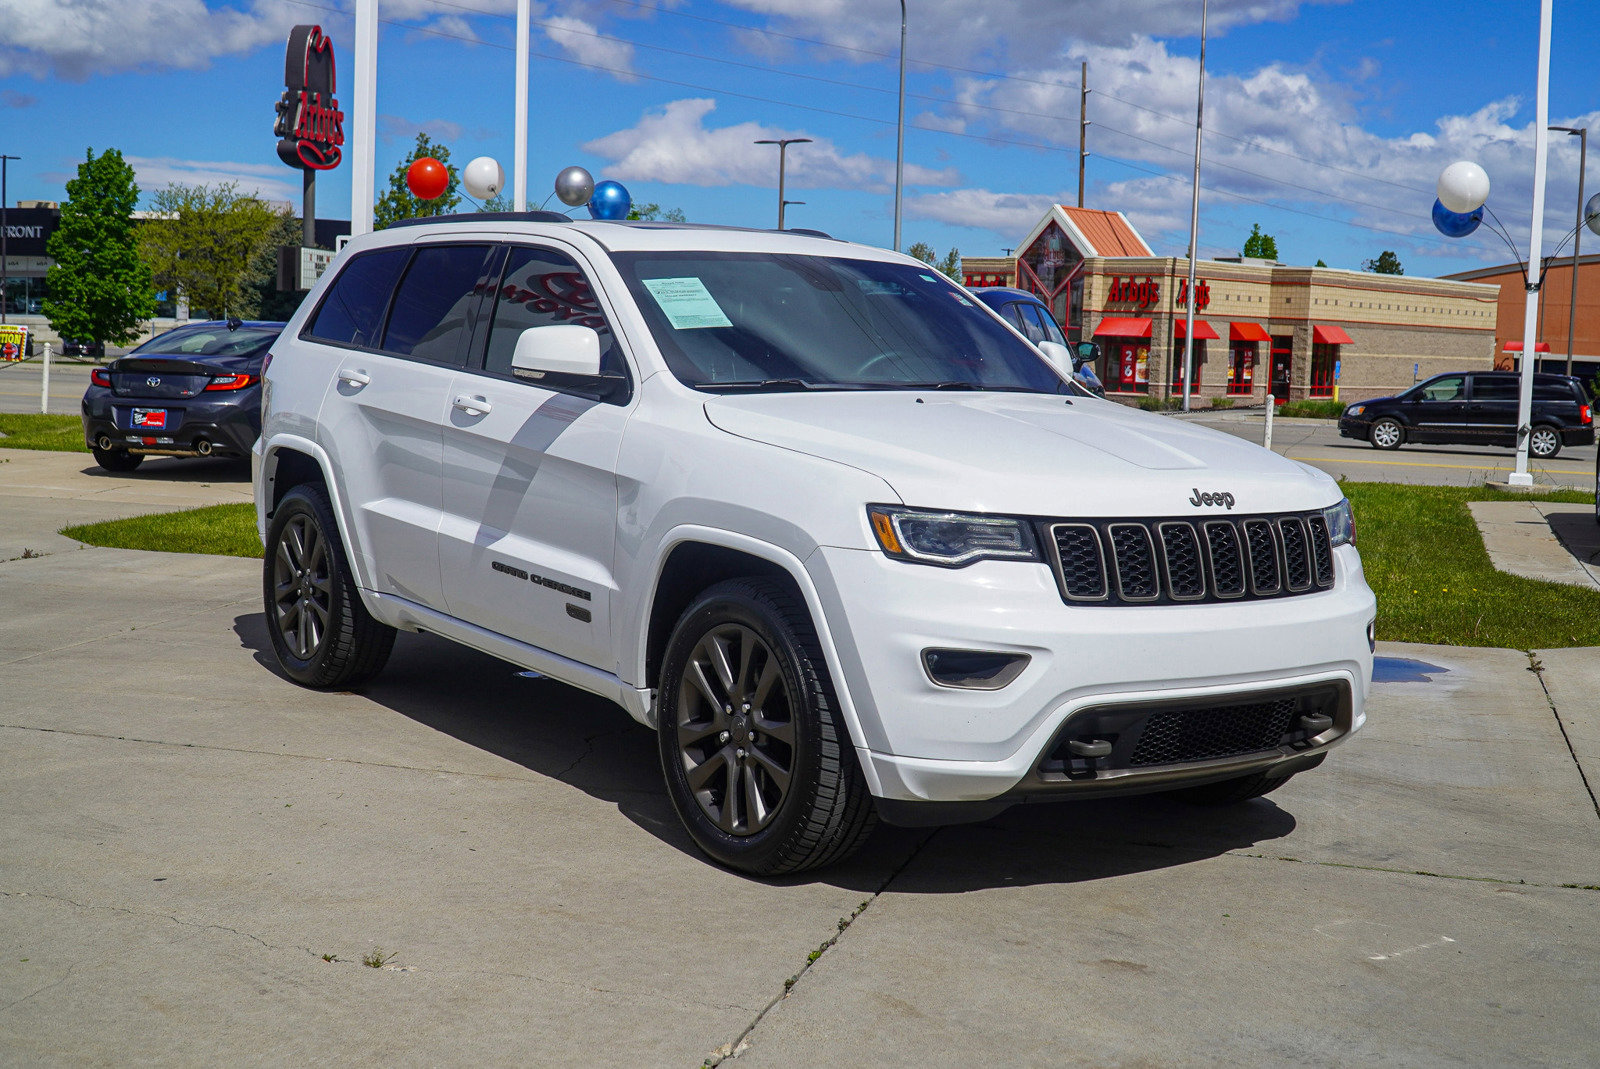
[1345,481,1600,648]
[0,413,88,451]
[61,503,262,558]
[54,482,1600,648]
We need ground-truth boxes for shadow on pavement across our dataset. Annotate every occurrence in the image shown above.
[79,456,251,483]
[1549,510,1600,565]
[233,612,1299,891]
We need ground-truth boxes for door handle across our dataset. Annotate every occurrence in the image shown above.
[338,369,371,388]
[452,394,492,417]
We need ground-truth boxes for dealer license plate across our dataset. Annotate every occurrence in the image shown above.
[132,408,167,429]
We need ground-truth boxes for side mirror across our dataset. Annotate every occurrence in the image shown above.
[511,324,602,379]
[1037,340,1074,376]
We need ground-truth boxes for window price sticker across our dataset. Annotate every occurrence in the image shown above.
[642,277,733,330]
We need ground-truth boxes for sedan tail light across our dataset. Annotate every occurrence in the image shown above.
[90,367,112,388]
[204,373,259,391]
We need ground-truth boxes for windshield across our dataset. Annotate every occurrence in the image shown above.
[133,324,280,359]
[612,251,1070,393]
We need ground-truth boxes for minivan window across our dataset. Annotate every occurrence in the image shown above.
[1533,379,1579,402]
[381,243,497,365]
[304,247,410,349]
[1471,376,1518,401]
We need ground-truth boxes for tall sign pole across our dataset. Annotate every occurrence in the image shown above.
[1078,62,1088,209]
[351,1,378,236]
[0,155,14,326]
[1180,0,1208,413]
[893,0,906,252]
[514,0,530,211]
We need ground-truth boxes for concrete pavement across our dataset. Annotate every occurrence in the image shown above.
[1,449,1598,1066]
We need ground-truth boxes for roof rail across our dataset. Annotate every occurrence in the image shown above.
[782,227,835,240]
[385,210,571,229]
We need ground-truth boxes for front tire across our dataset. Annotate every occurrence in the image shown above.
[1369,417,1404,450]
[92,445,143,472]
[263,484,395,689]
[657,578,876,875]
[1528,424,1562,459]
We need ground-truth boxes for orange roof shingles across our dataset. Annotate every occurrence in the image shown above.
[1059,206,1152,257]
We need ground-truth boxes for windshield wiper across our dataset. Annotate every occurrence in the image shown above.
[696,378,823,393]
[893,380,981,390]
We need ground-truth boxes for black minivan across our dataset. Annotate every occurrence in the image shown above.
[1339,370,1593,458]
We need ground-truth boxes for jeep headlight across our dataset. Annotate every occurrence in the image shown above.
[1323,497,1355,547]
[868,506,1041,567]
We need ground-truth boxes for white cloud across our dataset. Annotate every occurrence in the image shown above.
[906,188,1064,236]
[543,14,638,80]
[126,155,300,205]
[583,98,959,192]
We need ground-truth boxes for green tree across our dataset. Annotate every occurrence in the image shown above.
[139,183,280,319]
[628,202,687,222]
[908,241,962,280]
[1363,250,1404,275]
[1242,223,1278,260]
[43,148,155,345]
[373,133,460,228]
[1315,258,1327,267]
[481,192,511,213]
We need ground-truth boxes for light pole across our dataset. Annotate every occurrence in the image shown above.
[1179,0,1208,413]
[894,0,905,252]
[0,154,15,325]
[754,138,811,230]
[1549,125,1586,376]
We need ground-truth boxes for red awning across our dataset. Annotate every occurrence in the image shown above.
[1229,322,1271,342]
[1313,324,1355,345]
[1174,319,1220,340]
[1501,341,1551,352]
[1093,317,1152,338]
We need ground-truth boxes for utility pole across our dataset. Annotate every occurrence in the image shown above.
[1078,62,1089,209]
[755,138,812,230]
[0,155,16,325]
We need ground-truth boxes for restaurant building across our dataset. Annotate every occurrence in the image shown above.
[964,205,1501,405]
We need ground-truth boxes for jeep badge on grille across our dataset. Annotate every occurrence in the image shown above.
[1189,488,1236,509]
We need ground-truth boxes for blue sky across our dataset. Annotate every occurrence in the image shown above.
[4,0,1598,278]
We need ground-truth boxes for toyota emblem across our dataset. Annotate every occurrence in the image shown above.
[146,376,161,388]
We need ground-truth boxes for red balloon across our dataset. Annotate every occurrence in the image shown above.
[406,157,449,201]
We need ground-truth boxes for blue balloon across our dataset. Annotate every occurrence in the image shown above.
[587,180,632,220]
[1432,198,1482,238]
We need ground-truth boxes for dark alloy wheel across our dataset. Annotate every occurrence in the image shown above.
[1528,424,1562,459]
[1369,417,1404,451]
[91,445,143,472]
[263,483,395,689]
[657,577,876,875]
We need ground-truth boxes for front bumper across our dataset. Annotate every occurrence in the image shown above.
[805,542,1374,807]
[1337,416,1371,440]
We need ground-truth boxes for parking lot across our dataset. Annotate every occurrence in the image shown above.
[2,450,1598,1066]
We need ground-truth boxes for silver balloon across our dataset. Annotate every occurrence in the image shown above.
[555,166,595,208]
[1586,191,1600,238]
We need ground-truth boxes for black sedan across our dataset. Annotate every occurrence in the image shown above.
[81,320,284,472]
[1338,369,1593,459]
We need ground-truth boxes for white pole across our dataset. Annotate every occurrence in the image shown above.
[1180,0,1208,414]
[39,341,50,414]
[893,0,905,252]
[1263,393,1274,451]
[514,0,529,212]
[350,0,378,236]
[1509,0,1553,487]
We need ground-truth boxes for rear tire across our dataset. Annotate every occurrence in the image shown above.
[263,483,395,689]
[92,445,143,472]
[657,577,876,875]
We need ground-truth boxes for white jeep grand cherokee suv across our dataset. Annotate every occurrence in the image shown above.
[254,214,1375,875]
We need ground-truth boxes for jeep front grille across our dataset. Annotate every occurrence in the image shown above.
[1044,512,1335,606]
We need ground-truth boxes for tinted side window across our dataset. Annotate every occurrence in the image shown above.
[1471,376,1518,401]
[483,246,622,378]
[304,247,409,348]
[382,244,497,365]
[1005,302,1045,343]
[1023,303,1068,346]
[1533,381,1579,401]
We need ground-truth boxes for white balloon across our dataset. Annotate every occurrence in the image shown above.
[463,156,504,201]
[1437,160,1491,214]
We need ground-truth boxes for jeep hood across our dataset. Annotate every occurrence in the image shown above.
[703,391,1339,516]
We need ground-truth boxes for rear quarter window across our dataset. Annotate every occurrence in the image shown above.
[304,247,410,348]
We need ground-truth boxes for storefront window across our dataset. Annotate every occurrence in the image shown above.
[1171,340,1206,389]
[1310,343,1338,397]
[1104,338,1149,393]
[1227,342,1256,396]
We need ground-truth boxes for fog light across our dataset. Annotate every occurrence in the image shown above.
[922,648,1030,690]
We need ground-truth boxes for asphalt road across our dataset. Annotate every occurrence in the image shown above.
[0,356,97,416]
[1182,409,1598,490]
